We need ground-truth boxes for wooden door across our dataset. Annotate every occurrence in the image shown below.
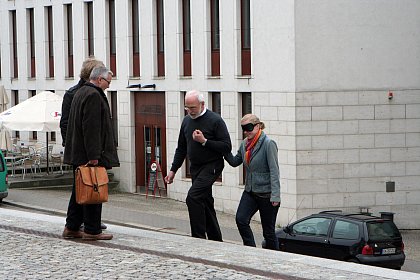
[134,92,166,194]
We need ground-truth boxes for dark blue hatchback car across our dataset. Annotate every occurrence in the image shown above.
[265,210,405,270]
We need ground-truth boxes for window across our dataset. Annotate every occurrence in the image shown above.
[209,92,221,115]
[46,6,54,78]
[109,91,118,146]
[240,0,251,75]
[367,221,401,241]
[182,92,191,178]
[108,0,117,76]
[65,4,74,78]
[131,0,140,77]
[209,92,222,182]
[11,10,18,79]
[28,8,36,78]
[240,92,251,184]
[29,91,37,140]
[86,1,94,56]
[210,0,220,76]
[182,0,191,76]
[12,90,19,139]
[332,220,360,240]
[156,0,165,77]
[292,217,332,237]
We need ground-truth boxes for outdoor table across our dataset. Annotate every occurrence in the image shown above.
[5,155,24,177]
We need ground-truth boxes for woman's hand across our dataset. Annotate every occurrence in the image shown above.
[272,202,280,207]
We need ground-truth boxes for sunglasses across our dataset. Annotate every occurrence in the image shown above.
[241,123,258,132]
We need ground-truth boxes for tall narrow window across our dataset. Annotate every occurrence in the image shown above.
[240,92,252,184]
[210,0,220,76]
[209,92,221,115]
[209,92,222,182]
[240,0,251,76]
[12,90,19,139]
[132,0,140,77]
[182,0,191,76]
[65,4,74,78]
[11,10,18,79]
[156,0,165,77]
[182,92,192,178]
[46,6,54,78]
[28,8,36,78]
[0,42,2,78]
[29,91,37,140]
[109,0,117,76]
[109,91,119,146]
[86,2,94,56]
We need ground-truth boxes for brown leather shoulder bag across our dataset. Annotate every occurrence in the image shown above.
[75,165,109,204]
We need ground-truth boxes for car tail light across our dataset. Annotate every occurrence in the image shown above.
[362,244,374,255]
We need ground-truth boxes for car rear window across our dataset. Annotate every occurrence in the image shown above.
[367,221,401,240]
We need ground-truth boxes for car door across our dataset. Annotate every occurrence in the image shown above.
[327,219,362,260]
[283,217,332,258]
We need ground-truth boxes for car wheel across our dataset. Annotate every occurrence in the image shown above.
[347,258,360,263]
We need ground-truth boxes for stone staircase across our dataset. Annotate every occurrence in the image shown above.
[8,170,119,192]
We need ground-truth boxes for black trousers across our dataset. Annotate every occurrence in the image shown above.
[236,191,280,250]
[65,165,102,235]
[186,160,224,241]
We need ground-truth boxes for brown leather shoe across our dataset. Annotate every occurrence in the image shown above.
[82,232,113,241]
[62,227,83,239]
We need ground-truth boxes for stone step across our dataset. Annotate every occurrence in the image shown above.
[8,172,118,191]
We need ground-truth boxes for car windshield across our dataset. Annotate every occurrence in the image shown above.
[367,221,401,240]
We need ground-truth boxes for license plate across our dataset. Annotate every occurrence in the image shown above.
[382,248,396,255]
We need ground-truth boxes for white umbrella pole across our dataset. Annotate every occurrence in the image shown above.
[46,132,49,174]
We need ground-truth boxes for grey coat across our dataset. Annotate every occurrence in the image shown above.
[225,132,280,202]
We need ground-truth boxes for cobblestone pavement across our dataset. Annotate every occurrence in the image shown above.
[1,208,419,280]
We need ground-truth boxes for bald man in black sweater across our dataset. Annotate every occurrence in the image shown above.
[165,90,231,241]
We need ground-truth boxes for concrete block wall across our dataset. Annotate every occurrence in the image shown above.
[294,90,420,228]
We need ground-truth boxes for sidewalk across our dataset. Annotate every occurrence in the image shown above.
[1,207,419,280]
[3,186,420,274]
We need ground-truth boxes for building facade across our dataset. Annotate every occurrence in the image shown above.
[0,0,419,228]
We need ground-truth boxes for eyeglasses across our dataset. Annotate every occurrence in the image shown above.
[101,77,112,85]
[184,103,201,111]
[241,123,259,132]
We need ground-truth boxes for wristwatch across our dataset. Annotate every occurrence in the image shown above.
[202,139,207,146]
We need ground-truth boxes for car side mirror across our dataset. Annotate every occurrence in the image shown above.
[284,226,291,234]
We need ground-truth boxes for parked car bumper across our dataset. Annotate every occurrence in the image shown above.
[356,253,405,269]
[0,190,8,199]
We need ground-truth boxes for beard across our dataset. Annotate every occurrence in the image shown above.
[188,107,203,119]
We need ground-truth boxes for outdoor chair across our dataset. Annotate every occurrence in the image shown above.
[50,154,63,174]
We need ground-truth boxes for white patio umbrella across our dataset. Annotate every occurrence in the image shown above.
[0,85,12,152]
[0,85,9,112]
[0,91,62,173]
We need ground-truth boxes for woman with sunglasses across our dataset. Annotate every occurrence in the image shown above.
[224,114,280,250]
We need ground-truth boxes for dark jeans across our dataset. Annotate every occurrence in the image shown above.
[65,165,102,235]
[236,191,280,250]
[186,160,224,241]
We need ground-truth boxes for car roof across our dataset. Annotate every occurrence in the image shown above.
[314,210,384,222]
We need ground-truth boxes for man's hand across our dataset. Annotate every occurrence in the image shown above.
[192,129,206,144]
[88,159,98,166]
[164,171,176,184]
